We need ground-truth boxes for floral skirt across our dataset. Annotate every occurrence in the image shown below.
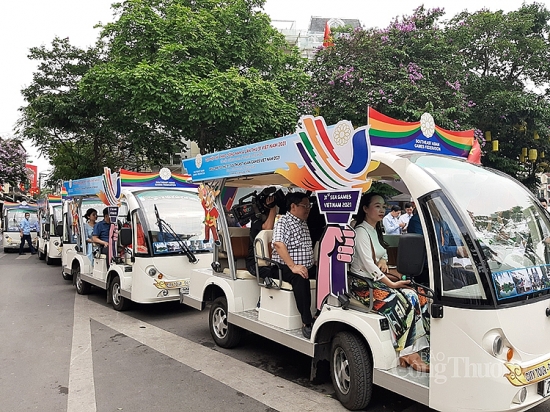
[349,275,430,353]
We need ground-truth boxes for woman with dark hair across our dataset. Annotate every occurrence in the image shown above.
[348,192,430,373]
[84,208,98,262]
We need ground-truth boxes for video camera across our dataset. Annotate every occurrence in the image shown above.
[231,186,286,226]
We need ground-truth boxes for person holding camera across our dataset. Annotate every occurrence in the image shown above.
[245,195,278,280]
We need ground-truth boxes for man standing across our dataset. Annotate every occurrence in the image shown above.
[92,208,112,254]
[383,205,405,235]
[271,192,316,339]
[19,212,37,255]
[399,202,414,233]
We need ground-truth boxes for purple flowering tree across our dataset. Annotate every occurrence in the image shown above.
[307,6,471,130]
[0,138,28,186]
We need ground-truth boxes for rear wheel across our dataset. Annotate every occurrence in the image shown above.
[111,275,131,311]
[74,265,91,295]
[38,247,45,260]
[209,297,242,348]
[330,331,373,410]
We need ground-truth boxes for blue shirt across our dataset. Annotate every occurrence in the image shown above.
[19,218,37,235]
[383,213,401,235]
[92,220,111,242]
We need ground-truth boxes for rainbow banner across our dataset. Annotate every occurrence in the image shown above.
[368,108,474,158]
[120,169,195,188]
[47,194,62,204]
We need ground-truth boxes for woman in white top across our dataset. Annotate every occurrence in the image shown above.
[349,192,430,373]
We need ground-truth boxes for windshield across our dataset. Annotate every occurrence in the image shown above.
[52,205,62,225]
[135,189,207,255]
[414,155,550,303]
[5,209,38,231]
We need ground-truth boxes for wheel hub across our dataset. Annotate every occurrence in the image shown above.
[334,347,351,394]
[112,283,121,304]
[212,307,227,338]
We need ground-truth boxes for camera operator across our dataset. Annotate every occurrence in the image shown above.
[245,195,278,280]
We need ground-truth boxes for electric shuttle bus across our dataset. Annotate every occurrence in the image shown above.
[37,194,63,264]
[61,168,213,311]
[2,202,39,252]
[180,111,550,412]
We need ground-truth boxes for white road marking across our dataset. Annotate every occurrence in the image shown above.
[67,296,97,412]
[68,295,345,412]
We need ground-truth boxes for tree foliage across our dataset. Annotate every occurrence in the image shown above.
[306,4,550,189]
[17,37,176,182]
[0,138,28,186]
[80,0,309,154]
[448,3,550,187]
[307,7,472,129]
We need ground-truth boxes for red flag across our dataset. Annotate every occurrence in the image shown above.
[467,139,482,165]
[323,21,334,47]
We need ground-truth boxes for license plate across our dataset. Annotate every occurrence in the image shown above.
[538,378,550,397]
[163,279,189,289]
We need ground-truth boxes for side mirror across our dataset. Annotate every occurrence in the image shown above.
[44,223,51,233]
[396,234,426,278]
[56,223,64,237]
[119,227,132,247]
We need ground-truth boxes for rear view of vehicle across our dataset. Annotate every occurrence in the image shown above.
[2,202,38,252]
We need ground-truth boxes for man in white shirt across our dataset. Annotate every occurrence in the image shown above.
[383,205,405,235]
[399,202,414,233]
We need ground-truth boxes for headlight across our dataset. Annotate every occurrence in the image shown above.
[147,267,158,277]
[482,330,504,356]
[512,387,527,404]
[492,335,503,356]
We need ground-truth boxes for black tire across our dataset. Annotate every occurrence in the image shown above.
[111,275,131,311]
[38,248,45,260]
[45,247,53,265]
[62,267,73,281]
[330,331,373,411]
[209,297,242,348]
[74,265,91,295]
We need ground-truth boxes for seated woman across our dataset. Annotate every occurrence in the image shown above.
[84,208,98,262]
[348,192,430,373]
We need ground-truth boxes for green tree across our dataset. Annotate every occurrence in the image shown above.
[306,6,472,129]
[17,37,176,181]
[0,138,28,186]
[447,3,550,188]
[80,0,309,154]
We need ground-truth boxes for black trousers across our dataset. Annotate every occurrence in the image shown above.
[245,261,273,279]
[19,234,35,254]
[273,264,316,325]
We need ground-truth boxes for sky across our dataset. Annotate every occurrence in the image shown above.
[2,0,548,173]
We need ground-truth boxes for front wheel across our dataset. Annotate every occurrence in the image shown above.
[74,265,91,295]
[330,331,373,411]
[45,247,53,265]
[62,267,73,281]
[111,275,131,311]
[209,297,242,348]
